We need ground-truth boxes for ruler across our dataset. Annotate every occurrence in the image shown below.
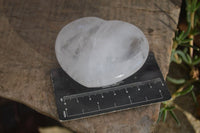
[51,52,171,121]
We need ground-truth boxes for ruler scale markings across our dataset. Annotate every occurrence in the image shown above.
[97,102,100,110]
[125,88,129,93]
[65,108,69,117]
[159,89,163,97]
[89,96,92,101]
[128,96,132,103]
[76,98,79,103]
[66,96,164,118]
[160,80,164,86]
[137,86,140,91]
[149,83,152,88]
[63,79,165,118]
[52,53,171,121]
[63,111,66,118]
[63,79,165,117]
[60,98,63,102]
[63,78,162,100]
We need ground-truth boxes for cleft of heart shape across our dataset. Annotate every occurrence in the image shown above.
[55,17,149,88]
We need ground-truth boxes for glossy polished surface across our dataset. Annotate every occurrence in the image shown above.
[55,17,149,88]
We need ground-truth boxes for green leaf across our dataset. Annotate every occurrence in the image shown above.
[186,54,192,64]
[192,57,200,65]
[180,44,200,51]
[180,38,193,44]
[175,23,191,45]
[176,50,191,65]
[167,76,185,84]
[169,110,180,125]
[163,110,167,122]
[182,22,191,39]
[191,90,198,106]
[157,107,165,123]
[177,31,185,41]
[176,85,194,97]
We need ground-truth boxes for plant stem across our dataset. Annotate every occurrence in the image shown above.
[189,12,195,57]
[174,53,181,63]
[172,41,182,63]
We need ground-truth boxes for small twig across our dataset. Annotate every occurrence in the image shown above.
[175,104,200,131]
[189,12,195,57]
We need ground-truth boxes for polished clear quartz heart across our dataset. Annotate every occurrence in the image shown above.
[55,17,149,88]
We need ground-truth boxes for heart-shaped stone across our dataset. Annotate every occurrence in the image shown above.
[55,17,149,88]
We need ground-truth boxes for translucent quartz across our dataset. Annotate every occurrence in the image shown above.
[55,17,149,88]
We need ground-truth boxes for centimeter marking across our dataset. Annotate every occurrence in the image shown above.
[62,78,163,100]
[63,92,164,118]
[60,78,165,118]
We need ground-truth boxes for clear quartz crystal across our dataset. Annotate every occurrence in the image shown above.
[55,17,149,88]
